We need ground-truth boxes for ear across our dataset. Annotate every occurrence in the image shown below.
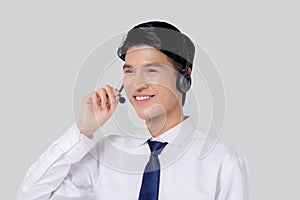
[188,68,192,75]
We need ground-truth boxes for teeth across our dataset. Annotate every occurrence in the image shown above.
[135,96,151,100]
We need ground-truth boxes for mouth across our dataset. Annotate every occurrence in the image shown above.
[133,95,155,104]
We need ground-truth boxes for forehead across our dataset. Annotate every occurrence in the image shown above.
[124,45,173,68]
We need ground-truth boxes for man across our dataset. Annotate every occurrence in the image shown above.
[17,21,250,199]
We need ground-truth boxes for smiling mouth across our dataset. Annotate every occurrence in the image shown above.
[133,95,155,103]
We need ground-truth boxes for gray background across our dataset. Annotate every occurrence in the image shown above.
[1,0,299,199]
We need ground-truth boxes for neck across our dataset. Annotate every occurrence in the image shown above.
[145,108,185,138]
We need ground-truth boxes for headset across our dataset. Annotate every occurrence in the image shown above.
[177,35,192,94]
[118,62,191,104]
[118,84,126,104]
[118,36,192,104]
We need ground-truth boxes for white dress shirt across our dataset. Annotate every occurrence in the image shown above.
[17,116,250,200]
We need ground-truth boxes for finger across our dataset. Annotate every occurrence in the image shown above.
[113,88,121,101]
[108,88,121,113]
[103,85,114,104]
[109,95,119,114]
[90,91,100,109]
[97,88,108,110]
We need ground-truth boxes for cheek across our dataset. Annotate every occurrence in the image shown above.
[123,79,132,97]
[155,86,181,105]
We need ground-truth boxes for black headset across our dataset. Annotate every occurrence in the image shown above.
[176,62,191,106]
[118,63,191,104]
[118,37,192,104]
[118,84,126,104]
[177,35,192,93]
[176,62,192,93]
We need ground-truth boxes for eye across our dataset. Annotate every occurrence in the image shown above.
[148,68,158,72]
[124,69,133,74]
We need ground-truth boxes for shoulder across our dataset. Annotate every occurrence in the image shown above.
[192,129,247,172]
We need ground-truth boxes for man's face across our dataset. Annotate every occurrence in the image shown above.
[123,45,182,120]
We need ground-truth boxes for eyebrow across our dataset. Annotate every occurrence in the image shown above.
[122,62,165,70]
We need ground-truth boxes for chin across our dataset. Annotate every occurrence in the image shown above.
[137,113,151,121]
[133,108,151,120]
[134,105,167,121]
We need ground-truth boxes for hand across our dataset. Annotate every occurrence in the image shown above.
[77,85,120,138]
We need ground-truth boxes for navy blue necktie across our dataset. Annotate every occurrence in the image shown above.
[138,140,167,200]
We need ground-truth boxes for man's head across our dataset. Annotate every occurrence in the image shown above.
[117,21,195,121]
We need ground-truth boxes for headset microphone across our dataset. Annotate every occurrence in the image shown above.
[118,84,126,104]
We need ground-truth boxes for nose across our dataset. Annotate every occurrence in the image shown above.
[134,82,149,92]
[132,72,149,91]
[124,68,151,97]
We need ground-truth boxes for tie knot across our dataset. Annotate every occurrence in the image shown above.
[147,140,167,156]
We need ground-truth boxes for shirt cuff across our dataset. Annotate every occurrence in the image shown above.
[56,122,98,162]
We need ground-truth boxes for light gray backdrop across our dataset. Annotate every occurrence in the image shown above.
[0,0,299,199]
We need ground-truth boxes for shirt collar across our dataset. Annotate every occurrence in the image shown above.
[134,116,196,147]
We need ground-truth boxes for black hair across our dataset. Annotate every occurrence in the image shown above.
[117,21,195,105]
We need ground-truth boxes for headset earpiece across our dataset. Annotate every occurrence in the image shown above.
[176,35,192,94]
[176,63,192,93]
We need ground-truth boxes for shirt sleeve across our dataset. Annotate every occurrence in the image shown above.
[16,123,98,200]
[215,150,251,200]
